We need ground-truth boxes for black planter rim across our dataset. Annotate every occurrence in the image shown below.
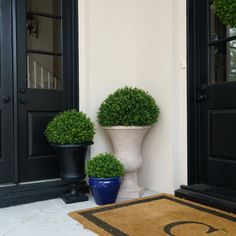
[88,176,122,181]
[50,142,94,148]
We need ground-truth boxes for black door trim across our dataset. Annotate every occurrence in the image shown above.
[0,0,15,184]
[186,0,202,185]
[184,0,209,185]
[71,0,79,109]
[12,0,19,184]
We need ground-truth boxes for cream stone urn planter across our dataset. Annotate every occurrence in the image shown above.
[97,87,160,199]
[104,126,150,199]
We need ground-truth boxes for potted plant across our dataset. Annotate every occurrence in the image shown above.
[45,109,95,204]
[86,153,124,205]
[213,0,236,28]
[97,86,160,199]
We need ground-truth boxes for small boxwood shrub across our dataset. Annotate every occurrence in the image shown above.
[86,153,124,178]
[45,109,95,144]
[214,0,236,28]
[97,87,160,126]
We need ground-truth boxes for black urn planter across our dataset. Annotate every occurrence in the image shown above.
[51,142,93,204]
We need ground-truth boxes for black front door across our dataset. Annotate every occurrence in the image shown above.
[0,0,78,184]
[199,1,236,190]
[176,0,236,211]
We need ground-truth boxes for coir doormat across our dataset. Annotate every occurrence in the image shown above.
[69,194,236,236]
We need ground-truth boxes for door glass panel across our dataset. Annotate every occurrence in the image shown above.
[27,0,61,16]
[209,40,236,84]
[209,4,236,41]
[0,3,2,89]
[0,2,2,161]
[27,53,62,90]
[27,15,61,53]
[26,0,62,90]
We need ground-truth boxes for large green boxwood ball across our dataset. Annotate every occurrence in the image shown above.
[214,0,236,28]
[45,109,95,144]
[97,87,160,126]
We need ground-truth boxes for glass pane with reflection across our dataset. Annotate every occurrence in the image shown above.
[209,3,236,41]
[27,0,61,16]
[27,15,61,53]
[0,5,2,88]
[210,40,236,84]
[27,53,62,90]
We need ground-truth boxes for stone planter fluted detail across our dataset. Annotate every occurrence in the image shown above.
[103,126,150,199]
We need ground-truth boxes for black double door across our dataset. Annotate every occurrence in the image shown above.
[0,0,77,184]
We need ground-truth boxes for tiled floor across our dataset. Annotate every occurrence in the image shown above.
[0,190,155,236]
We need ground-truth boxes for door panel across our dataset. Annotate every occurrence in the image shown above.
[209,110,236,160]
[0,0,77,185]
[17,0,76,182]
[28,112,56,157]
[0,0,14,184]
[198,1,236,190]
[206,85,236,189]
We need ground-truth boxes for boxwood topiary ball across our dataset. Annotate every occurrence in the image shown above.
[45,109,95,145]
[97,86,160,126]
[86,153,124,178]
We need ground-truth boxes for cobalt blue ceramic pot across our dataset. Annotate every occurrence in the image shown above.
[89,177,122,205]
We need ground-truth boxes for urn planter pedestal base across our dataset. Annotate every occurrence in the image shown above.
[52,143,92,204]
[61,183,89,204]
[104,126,150,199]
[62,192,88,204]
[117,172,144,199]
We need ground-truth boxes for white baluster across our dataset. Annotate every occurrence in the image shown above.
[27,55,30,88]
[48,72,51,89]
[41,66,44,89]
[54,77,57,90]
[34,61,37,88]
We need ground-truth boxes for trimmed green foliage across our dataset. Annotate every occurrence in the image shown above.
[214,0,236,28]
[97,87,160,126]
[45,109,95,144]
[86,153,124,178]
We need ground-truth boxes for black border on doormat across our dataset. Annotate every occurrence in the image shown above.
[76,195,236,236]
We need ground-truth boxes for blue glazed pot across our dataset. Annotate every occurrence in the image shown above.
[89,177,122,205]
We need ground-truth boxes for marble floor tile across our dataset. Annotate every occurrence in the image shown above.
[0,190,156,236]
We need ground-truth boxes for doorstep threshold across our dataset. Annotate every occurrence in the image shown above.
[181,184,236,202]
[175,184,236,214]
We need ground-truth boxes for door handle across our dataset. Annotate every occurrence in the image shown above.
[2,95,11,103]
[19,98,28,104]
[197,94,207,101]
[197,84,208,102]
[19,88,26,94]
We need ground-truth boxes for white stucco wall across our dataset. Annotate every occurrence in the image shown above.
[79,0,187,193]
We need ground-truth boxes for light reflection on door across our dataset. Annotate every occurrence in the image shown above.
[209,4,236,84]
